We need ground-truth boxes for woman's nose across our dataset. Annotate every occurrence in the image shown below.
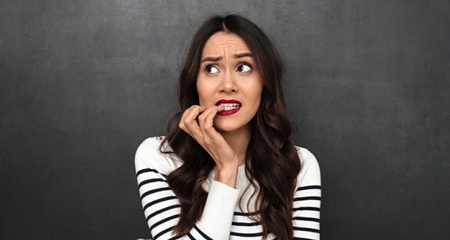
[219,71,237,93]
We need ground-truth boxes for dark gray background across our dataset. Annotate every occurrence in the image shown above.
[1,0,449,239]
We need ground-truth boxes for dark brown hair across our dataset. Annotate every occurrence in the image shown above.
[160,15,301,239]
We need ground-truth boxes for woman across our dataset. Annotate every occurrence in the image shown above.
[135,15,321,240]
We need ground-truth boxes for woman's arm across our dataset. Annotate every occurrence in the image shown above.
[178,105,240,187]
[292,148,322,240]
[135,137,240,240]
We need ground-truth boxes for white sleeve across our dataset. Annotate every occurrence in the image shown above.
[292,148,322,240]
[199,180,240,238]
[135,137,240,240]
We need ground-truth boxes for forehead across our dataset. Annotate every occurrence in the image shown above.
[202,31,251,56]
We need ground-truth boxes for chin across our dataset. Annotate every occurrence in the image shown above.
[214,124,239,133]
[214,121,251,134]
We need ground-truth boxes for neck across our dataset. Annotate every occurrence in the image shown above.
[219,126,251,166]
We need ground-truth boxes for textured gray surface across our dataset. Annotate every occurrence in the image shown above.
[1,0,449,239]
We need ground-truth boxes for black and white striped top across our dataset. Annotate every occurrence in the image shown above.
[135,137,321,240]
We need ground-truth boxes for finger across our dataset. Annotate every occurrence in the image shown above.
[197,106,220,129]
[202,108,224,141]
[201,107,218,130]
[179,105,201,132]
[197,106,211,125]
[196,109,213,145]
[193,106,219,145]
[182,106,206,139]
[199,107,224,143]
[179,108,195,136]
[180,105,203,124]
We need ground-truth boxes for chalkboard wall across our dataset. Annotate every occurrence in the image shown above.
[1,1,449,239]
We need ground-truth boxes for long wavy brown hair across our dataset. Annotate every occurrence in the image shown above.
[160,15,301,239]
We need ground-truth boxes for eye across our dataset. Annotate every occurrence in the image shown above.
[205,64,220,74]
[237,63,252,73]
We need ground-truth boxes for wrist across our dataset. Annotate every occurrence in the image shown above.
[214,167,238,188]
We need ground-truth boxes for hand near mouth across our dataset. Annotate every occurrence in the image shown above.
[178,105,240,187]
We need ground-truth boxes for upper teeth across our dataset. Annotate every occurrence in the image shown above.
[218,103,241,110]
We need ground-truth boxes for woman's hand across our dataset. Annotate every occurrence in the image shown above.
[178,105,239,187]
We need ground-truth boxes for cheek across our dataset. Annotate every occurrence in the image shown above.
[254,93,263,109]
[252,83,264,105]
[247,89,263,113]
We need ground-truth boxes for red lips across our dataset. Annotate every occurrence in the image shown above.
[215,99,242,116]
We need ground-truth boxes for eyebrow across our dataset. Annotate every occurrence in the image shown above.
[200,52,253,63]
[233,52,253,59]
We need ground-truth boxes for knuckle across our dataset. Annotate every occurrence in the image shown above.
[198,114,206,122]
[203,138,211,146]
[178,122,184,129]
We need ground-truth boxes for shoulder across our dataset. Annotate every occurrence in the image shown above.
[296,146,321,186]
[134,136,182,175]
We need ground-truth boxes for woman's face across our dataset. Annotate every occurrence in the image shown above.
[196,31,263,134]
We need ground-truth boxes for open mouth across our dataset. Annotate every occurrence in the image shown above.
[215,99,242,116]
[217,103,241,110]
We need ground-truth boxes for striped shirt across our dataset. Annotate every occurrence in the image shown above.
[135,137,321,240]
